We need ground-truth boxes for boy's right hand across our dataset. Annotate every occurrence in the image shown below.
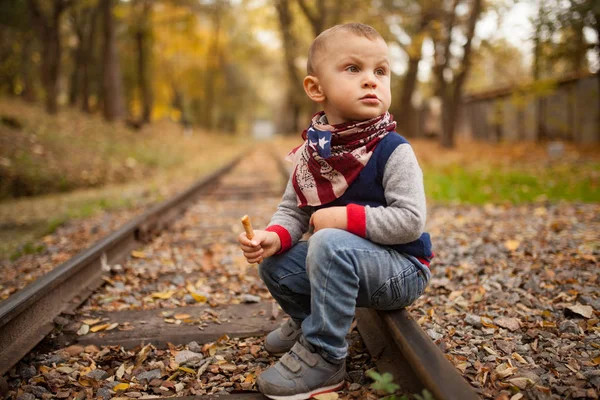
[238,230,281,264]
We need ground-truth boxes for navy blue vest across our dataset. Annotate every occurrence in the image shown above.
[315,132,433,260]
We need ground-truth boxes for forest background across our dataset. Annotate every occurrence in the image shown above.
[0,0,598,259]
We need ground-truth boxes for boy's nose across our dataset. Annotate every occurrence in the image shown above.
[362,73,377,88]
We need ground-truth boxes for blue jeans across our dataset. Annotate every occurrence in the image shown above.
[258,228,431,363]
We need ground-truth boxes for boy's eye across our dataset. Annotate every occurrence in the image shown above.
[375,68,387,76]
[346,65,359,73]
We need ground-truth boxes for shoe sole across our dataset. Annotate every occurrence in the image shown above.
[262,380,345,400]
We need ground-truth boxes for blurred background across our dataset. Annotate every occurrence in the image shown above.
[0,0,598,261]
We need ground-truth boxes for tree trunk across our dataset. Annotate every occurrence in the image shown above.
[21,32,37,102]
[134,1,152,124]
[102,0,125,121]
[29,0,68,114]
[439,0,482,148]
[398,30,427,137]
[275,0,303,133]
[81,9,97,113]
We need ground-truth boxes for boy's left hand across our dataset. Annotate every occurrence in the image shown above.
[310,207,347,232]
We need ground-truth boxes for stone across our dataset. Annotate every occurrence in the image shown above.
[348,383,361,391]
[465,314,482,328]
[39,354,67,366]
[18,365,37,380]
[136,369,162,382]
[53,316,70,326]
[348,370,365,383]
[17,394,35,400]
[86,369,109,380]
[579,295,600,311]
[187,341,203,353]
[427,329,444,341]
[175,350,203,366]
[97,387,112,400]
[27,385,50,397]
[240,294,261,303]
[559,320,580,334]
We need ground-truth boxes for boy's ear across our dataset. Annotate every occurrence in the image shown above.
[303,75,325,103]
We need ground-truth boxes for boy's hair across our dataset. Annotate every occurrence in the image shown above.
[307,23,383,75]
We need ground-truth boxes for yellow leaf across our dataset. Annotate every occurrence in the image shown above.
[313,393,339,400]
[82,319,101,325]
[106,323,119,331]
[113,383,129,391]
[131,251,147,258]
[90,323,111,332]
[504,240,520,251]
[39,365,51,373]
[190,293,207,303]
[152,291,175,299]
[244,373,255,383]
[217,334,230,344]
[164,318,176,324]
[178,367,196,374]
[592,356,600,366]
[175,314,191,320]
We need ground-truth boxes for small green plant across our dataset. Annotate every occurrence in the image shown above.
[366,369,436,400]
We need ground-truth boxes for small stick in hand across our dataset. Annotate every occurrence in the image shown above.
[241,215,254,240]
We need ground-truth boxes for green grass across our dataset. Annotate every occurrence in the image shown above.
[424,162,600,204]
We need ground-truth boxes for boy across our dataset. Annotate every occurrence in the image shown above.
[238,23,433,399]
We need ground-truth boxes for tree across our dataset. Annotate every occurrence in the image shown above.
[101,0,125,121]
[381,0,441,137]
[28,0,73,114]
[132,0,153,123]
[68,1,98,112]
[274,0,304,133]
[431,0,483,148]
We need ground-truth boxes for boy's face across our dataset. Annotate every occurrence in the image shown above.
[307,32,391,125]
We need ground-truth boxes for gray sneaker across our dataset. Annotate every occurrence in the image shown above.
[264,318,302,355]
[257,337,346,400]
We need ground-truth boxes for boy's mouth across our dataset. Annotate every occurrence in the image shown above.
[360,94,380,104]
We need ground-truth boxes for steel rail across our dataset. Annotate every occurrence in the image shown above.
[0,152,246,376]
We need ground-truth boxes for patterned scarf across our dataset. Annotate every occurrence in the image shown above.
[286,111,397,207]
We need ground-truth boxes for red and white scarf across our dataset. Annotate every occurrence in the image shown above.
[286,111,396,207]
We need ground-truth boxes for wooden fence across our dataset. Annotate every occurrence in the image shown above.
[416,74,600,144]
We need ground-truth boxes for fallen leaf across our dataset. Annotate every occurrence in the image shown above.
[178,367,196,374]
[116,363,126,379]
[131,250,147,258]
[113,383,129,391]
[512,353,527,364]
[90,323,111,332]
[106,322,119,331]
[566,304,594,318]
[152,291,175,300]
[174,314,191,320]
[190,293,207,303]
[82,319,101,325]
[504,240,521,251]
[77,324,90,336]
[313,393,339,400]
[56,366,75,374]
[495,317,521,331]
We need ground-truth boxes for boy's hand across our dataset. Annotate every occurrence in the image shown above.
[238,230,281,264]
[310,207,347,233]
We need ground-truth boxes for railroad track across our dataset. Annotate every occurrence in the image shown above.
[0,145,479,400]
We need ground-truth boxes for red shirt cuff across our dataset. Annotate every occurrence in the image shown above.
[265,225,292,254]
[346,204,366,238]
